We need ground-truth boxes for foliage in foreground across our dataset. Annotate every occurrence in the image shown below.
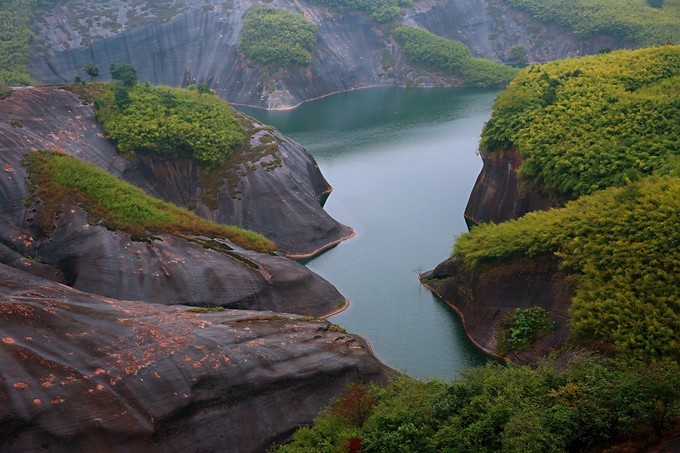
[24,151,276,253]
[454,176,680,360]
[480,45,680,199]
[394,26,519,88]
[94,83,243,167]
[504,0,680,45]
[238,7,317,67]
[278,359,680,452]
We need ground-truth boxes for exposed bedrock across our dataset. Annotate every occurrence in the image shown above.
[28,0,628,109]
[464,147,562,227]
[0,264,390,452]
[421,256,572,362]
[425,148,570,362]
[0,86,347,315]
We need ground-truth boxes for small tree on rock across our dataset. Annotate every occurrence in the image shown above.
[84,63,100,82]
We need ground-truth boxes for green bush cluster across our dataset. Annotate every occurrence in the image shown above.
[279,359,680,452]
[394,26,519,87]
[94,83,243,167]
[238,7,317,67]
[481,45,680,199]
[504,0,679,45]
[454,176,680,360]
[498,307,555,353]
[24,151,276,253]
[308,0,409,23]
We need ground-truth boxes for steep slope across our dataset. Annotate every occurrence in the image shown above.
[423,46,680,361]
[0,263,390,452]
[0,85,347,315]
[27,0,629,108]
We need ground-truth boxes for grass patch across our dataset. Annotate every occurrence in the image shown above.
[187,306,225,313]
[24,150,276,253]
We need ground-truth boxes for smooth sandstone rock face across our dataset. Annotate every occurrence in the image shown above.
[0,86,347,315]
[0,264,389,452]
[28,0,628,108]
[464,148,562,227]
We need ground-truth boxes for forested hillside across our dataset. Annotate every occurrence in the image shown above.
[504,0,679,45]
[276,46,680,452]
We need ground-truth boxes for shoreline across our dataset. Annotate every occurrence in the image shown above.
[321,298,350,319]
[420,277,503,362]
[229,84,475,112]
[285,225,356,260]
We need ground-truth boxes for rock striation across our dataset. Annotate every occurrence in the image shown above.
[0,263,390,452]
[0,86,348,314]
[28,0,629,109]
[463,148,562,227]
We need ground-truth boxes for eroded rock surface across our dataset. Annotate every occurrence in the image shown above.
[0,86,347,314]
[422,256,572,362]
[28,0,628,108]
[0,264,390,452]
[464,148,562,227]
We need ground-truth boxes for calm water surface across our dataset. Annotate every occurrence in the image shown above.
[238,87,499,380]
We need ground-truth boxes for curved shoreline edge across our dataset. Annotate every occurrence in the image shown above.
[420,277,503,362]
[286,225,356,260]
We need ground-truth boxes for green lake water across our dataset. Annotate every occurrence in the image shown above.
[237,87,499,380]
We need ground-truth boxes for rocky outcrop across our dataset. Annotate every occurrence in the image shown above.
[0,86,348,315]
[426,145,569,361]
[421,256,572,362]
[28,0,629,109]
[0,263,390,452]
[464,148,561,226]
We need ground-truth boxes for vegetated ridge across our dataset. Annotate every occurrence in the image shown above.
[277,46,680,452]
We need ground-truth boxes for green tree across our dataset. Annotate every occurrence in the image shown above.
[110,63,137,87]
[84,63,100,82]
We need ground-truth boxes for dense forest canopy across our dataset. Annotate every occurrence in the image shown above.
[238,7,317,67]
[279,359,680,452]
[94,82,244,167]
[481,45,680,199]
[24,150,276,252]
[504,0,680,45]
[394,26,519,87]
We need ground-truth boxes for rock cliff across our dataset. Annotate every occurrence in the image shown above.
[0,86,348,314]
[0,263,390,452]
[424,148,569,361]
[28,0,628,108]
[463,147,561,227]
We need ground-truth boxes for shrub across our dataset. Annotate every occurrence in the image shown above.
[95,83,244,167]
[238,7,317,67]
[498,307,555,353]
